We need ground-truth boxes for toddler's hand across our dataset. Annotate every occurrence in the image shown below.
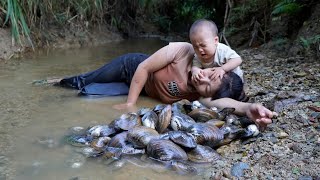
[210,67,225,80]
[191,69,204,83]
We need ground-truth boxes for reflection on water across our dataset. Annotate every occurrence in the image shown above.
[0,39,198,180]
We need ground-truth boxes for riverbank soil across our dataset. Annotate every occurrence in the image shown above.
[0,24,123,61]
[0,28,23,60]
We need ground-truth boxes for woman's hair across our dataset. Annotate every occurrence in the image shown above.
[212,72,247,101]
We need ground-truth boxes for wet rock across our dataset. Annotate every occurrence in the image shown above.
[252,152,262,160]
[277,131,289,139]
[230,162,250,177]
[274,97,303,113]
[65,153,86,169]
[298,176,313,180]
[290,132,306,142]
[35,136,60,149]
[232,153,243,161]
[201,168,215,180]
[253,54,265,60]
[269,137,279,144]
[290,143,303,154]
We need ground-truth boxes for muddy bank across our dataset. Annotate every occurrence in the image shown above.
[0,25,123,61]
[0,28,22,60]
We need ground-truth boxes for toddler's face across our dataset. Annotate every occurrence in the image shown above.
[190,29,219,63]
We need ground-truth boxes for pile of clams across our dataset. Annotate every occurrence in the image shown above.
[65,99,260,175]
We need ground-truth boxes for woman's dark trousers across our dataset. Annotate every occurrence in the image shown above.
[60,53,149,96]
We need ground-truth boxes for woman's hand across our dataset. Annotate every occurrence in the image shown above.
[245,103,276,131]
[113,102,137,112]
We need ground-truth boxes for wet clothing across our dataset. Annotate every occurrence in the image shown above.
[193,42,244,81]
[60,53,148,96]
[60,42,201,103]
[145,42,199,103]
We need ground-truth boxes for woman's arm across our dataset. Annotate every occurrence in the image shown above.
[199,97,275,131]
[114,45,174,109]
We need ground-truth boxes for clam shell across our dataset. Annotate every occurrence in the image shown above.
[187,145,221,163]
[141,110,158,129]
[127,126,159,148]
[217,107,236,120]
[64,134,93,147]
[137,107,152,116]
[187,123,224,145]
[168,131,197,148]
[108,131,128,148]
[188,108,219,122]
[172,99,192,114]
[205,120,225,128]
[156,105,172,133]
[170,160,198,175]
[87,125,116,137]
[153,104,166,113]
[111,112,141,131]
[213,125,247,147]
[170,111,196,131]
[225,114,240,125]
[78,147,104,158]
[91,136,111,150]
[146,139,188,161]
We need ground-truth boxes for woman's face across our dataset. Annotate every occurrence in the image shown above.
[191,69,222,97]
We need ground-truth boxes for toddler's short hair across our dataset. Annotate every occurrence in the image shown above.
[189,19,218,37]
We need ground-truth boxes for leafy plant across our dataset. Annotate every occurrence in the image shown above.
[300,35,320,51]
[271,0,302,16]
[3,0,34,48]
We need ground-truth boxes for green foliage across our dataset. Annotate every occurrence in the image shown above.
[152,0,216,33]
[299,35,320,51]
[225,26,239,37]
[152,15,172,33]
[2,0,34,48]
[0,0,106,47]
[271,0,302,16]
[229,0,273,26]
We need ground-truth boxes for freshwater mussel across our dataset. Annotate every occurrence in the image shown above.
[127,126,159,148]
[64,99,261,176]
[146,139,188,161]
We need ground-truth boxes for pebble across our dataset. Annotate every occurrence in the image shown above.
[230,162,250,177]
[253,54,265,60]
[269,137,279,144]
[252,152,262,160]
[277,131,289,138]
[290,143,303,154]
[298,176,313,180]
[71,162,82,168]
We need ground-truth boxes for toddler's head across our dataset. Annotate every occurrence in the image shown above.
[189,19,219,63]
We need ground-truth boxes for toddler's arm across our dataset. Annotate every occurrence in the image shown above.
[191,66,204,83]
[211,57,242,79]
[191,56,204,82]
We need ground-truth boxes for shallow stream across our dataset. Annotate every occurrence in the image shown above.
[0,39,197,180]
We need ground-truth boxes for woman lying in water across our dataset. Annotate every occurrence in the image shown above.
[56,42,275,131]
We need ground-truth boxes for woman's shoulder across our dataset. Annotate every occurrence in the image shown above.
[166,42,194,63]
[168,42,193,49]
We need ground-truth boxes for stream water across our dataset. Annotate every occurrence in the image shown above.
[0,39,198,180]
